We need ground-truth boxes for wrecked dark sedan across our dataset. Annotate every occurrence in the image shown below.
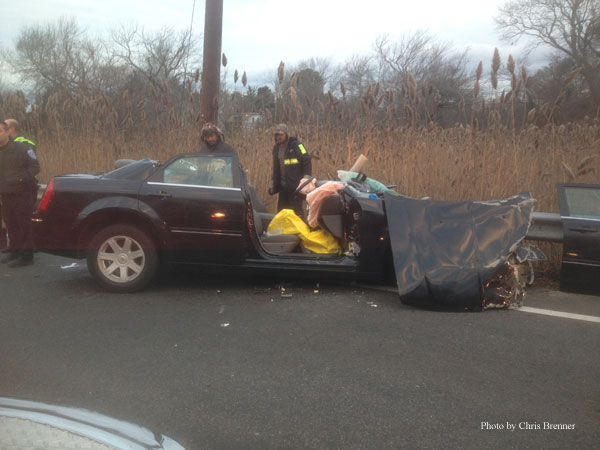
[32,152,543,310]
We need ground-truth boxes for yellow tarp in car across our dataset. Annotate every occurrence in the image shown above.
[267,209,341,254]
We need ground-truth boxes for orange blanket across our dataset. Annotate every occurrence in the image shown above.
[306,182,345,228]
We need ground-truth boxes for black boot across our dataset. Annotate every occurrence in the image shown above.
[7,253,34,268]
[0,251,18,264]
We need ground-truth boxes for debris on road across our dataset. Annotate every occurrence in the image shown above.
[280,286,293,298]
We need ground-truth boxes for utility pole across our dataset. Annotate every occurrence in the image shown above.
[199,0,223,125]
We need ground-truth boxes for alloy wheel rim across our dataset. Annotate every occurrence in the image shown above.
[97,235,145,283]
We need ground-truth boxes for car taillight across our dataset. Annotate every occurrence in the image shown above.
[38,178,55,212]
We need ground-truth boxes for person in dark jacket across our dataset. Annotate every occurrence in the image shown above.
[4,119,38,206]
[269,123,312,216]
[199,123,237,154]
[5,119,36,150]
[0,120,40,267]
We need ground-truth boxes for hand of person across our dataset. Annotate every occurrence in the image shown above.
[268,179,276,195]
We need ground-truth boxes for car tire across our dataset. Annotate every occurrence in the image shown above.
[87,224,158,292]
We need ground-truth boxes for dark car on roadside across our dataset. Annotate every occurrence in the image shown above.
[557,183,600,295]
[32,151,542,310]
[33,152,392,292]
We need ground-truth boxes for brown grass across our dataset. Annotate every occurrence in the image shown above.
[36,122,599,209]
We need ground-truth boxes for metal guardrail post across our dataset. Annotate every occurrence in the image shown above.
[526,212,564,243]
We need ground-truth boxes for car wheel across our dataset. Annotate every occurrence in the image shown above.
[87,224,158,292]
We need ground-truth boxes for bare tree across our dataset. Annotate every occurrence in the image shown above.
[111,24,201,90]
[6,17,110,94]
[0,61,7,94]
[332,55,376,98]
[376,31,470,126]
[496,0,600,105]
[295,57,335,91]
[528,55,597,121]
[376,31,434,81]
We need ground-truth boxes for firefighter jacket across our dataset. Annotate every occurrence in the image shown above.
[270,137,312,194]
[0,139,40,194]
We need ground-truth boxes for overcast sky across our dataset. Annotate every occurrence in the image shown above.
[1,0,542,88]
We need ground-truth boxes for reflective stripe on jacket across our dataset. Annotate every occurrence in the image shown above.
[271,137,312,193]
[15,136,36,148]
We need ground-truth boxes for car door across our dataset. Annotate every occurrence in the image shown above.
[139,154,246,264]
[557,183,600,294]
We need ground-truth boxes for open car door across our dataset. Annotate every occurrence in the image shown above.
[557,183,600,295]
[139,153,246,264]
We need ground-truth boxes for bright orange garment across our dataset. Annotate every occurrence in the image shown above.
[306,182,345,228]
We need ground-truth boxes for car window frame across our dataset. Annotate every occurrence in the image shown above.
[147,153,242,191]
[557,183,600,220]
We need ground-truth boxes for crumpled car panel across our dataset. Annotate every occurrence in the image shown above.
[384,191,535,310]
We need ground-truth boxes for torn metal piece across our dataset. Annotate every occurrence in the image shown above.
[483,261,527,309]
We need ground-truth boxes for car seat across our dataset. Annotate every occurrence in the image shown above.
[247,185,300,253]
[318,194,344,240]
[253,209,300,253]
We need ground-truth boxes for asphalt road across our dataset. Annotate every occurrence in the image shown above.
[1,253,599,450]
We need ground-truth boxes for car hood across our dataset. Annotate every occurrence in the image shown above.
[0,397,184,449]
[384,191,535,310]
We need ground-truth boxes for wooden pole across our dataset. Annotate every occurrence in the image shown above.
[199,0,223,125]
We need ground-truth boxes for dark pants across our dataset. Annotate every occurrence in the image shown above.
[1,190,35,258]
[0,202,6,248]
[277,189,304,217]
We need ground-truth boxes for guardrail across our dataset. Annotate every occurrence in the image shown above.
[526,212,563,243]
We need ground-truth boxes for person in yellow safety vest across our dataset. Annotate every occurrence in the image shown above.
[1,119,37,251]
[4,119,36,151]
[268,123,312,216]
[4,119,38,207]
[0,120,40,267]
